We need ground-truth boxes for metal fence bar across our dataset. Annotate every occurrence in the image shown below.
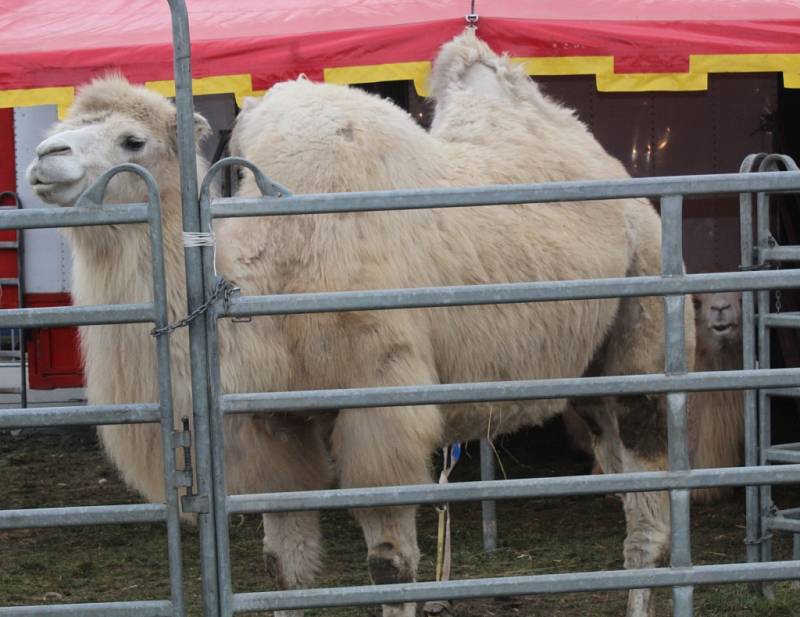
[767,518,800,534]
[209,169,800,219]
[166,2,221,616]
[0,601,173,617]
[230,560,800,613]
[226,464,800,514]
[764,387,800,397]
[0,303,155,329]
[223,269,800,318]
[0,403,161,429]
[221,368,800,414]
[764,447,800,464]
[762,312,800,328]
[0,202,149,231]
[760,246,800,262]
[660,195,693,615]
[0,504,167,530]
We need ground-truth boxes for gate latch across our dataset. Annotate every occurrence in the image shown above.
[172,416,209,514]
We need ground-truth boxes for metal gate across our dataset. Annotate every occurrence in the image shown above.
[0,165,186,616]
[2,1,800,615]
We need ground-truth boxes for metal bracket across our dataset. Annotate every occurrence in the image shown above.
[182,495,210,514]
[172,416,210,514]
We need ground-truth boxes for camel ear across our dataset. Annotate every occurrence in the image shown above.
[168,111,211,152]
[692,295,702,311]
[193,112,211,143]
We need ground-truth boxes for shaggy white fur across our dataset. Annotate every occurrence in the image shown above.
[27,31,694,617]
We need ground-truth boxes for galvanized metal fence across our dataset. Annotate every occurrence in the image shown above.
[187,161,800,617]
[2,1,800,616]
[166,0,800,609]
[0,165,186,617]
[741,152,800,576]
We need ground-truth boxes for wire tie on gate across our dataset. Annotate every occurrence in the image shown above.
[182,231,216,247]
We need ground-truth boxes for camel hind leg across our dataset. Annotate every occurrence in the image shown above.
[572,284,695,617]
[229,417,331,617]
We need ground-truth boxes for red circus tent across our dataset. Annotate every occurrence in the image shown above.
[1,0,800,116]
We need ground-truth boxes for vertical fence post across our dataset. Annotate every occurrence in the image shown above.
[756,189,775,598]
[200,176,234,617]
[479,438,497,552]
[147,176,186,617]
[739,159,762,569]
[660,194,693,616]
[166,2,221,616]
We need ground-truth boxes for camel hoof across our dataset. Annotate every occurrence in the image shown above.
[368,543,414,585]
[382,602,417,617]
[422,599,452,615]
[626,588,655,617]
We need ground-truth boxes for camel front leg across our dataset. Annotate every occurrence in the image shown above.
[332,403,442,617]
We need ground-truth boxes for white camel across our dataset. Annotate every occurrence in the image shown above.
[27,31,693,617]
[688,292,744,504]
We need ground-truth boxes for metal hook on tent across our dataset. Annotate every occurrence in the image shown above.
[466,0,478,29]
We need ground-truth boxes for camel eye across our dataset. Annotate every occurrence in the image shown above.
[122,136,146,152]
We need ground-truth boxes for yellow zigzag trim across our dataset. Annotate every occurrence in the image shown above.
[2,53,800,113]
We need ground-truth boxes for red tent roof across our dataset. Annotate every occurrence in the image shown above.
[2,0,800,114]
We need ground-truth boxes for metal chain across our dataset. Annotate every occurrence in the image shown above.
[151,277,239,337]
[775,289,782,313]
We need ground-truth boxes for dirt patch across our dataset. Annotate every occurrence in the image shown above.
[1,425,799,616]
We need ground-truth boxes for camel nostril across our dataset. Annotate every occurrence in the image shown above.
[36,143,72,158]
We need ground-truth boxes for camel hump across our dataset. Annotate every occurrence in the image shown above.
[428,29,519,103]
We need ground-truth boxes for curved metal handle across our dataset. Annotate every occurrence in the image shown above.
[74,163,160,209]
[739,153,768,174]
[758,153,800,173]
[200,156,292,202]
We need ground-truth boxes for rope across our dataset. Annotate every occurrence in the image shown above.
[424,442,461,616]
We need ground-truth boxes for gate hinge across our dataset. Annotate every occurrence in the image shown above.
[172,416,210,514]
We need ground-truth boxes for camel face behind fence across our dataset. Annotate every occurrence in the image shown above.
[26,75,209,209]
[693,291,743,360]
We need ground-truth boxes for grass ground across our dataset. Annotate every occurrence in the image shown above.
[1,424,799,616]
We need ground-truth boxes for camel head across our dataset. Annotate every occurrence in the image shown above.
[27,75,209,208]
[693,291,742,351]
